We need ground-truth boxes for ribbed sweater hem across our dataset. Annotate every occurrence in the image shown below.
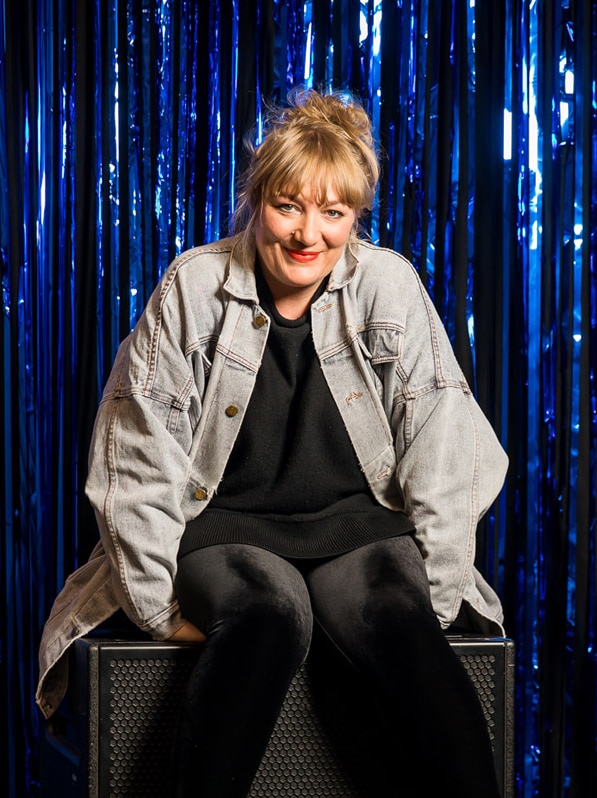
[178,497,415,560]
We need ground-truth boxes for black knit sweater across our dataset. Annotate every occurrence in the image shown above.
[178,267,413,560]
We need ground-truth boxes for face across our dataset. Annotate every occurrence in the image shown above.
[254,187,356,316]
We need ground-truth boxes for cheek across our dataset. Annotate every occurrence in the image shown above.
[330,222,354,248]
[258,219,288,243]
[255,221,275,249]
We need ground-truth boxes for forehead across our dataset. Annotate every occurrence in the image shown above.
[275,186,348,206]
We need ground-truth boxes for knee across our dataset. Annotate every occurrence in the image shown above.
[205,576,312,672]
[176,546,313,660]
[237,587,313,654]
[343,553,437,643]
[365,593,439,643]
[359,541,438,632]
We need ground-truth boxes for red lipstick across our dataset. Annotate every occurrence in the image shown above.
[285,249,320,262]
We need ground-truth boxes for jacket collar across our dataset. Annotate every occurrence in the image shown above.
[224,234,259,302]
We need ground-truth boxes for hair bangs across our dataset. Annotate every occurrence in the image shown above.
[259,130,371,213]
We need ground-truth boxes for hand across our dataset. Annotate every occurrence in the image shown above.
[168,621,206,643]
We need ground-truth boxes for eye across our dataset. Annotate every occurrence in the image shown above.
[324,207,349,220]
[276,202,299,214]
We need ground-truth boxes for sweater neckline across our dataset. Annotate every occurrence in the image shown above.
[255,261,328,329]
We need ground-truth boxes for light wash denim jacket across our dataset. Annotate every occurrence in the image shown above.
[36,234,508,719]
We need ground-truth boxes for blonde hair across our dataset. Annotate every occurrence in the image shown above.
[232,88,379,237]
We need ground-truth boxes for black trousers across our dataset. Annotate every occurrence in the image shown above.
[173,536,501,798]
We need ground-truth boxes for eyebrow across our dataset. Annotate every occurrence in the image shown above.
[273,191,349,207]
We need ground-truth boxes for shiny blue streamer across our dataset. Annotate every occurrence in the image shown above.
[281,0,306,92]
[14,44,32,798]
[408,1,422,264]
[108,2,121,360]
[562,4,581,787]
[384,3,406,247]
[519,0,543,791]
[499,1,513,605]
[0,0,11,609]
[363,0,382,243]
[465,3,476,380]
[205,3,221,240]
[417,0,434,288]
[174,1,189,257]
[303,2,314,87]
[154,1,173,276]
[229,0,239,225]
[590,5,597,671]
[126,0,144,329]
[94,0,106,382]
[184,2,201,247]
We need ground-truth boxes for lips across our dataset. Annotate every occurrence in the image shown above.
[285,248,320,262]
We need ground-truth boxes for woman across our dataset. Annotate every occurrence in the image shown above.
[37,89,508,797]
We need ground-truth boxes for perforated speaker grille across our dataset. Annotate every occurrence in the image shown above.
[459,652,498,742]
[249,665,363,797]
[89,638,510,798]
[100,655,197,797]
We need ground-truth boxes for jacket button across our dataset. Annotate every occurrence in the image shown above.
[255,314,267,328]
[225,404,239,417]
[194,488,208,501]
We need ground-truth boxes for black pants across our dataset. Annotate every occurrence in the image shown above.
[172,536,501,798]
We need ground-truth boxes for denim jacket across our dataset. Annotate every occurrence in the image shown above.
[36,234,508,719]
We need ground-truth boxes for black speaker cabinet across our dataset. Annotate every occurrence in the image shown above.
[41,633,515,798]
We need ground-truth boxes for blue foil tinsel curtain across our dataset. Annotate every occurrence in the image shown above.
[1,2,596,796]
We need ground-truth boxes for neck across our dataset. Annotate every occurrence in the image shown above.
[272,292,315,320]
[259,271,323,320]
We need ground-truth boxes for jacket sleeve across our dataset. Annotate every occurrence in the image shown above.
[85,271,204,640]
[392,273,508,629]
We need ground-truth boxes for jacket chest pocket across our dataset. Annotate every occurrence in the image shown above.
[356,325,404,409]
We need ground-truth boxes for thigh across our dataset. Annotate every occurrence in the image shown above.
[175,543,313,637]
[304,536,439,664]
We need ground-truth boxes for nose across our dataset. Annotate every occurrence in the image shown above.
[292,211,320,247]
